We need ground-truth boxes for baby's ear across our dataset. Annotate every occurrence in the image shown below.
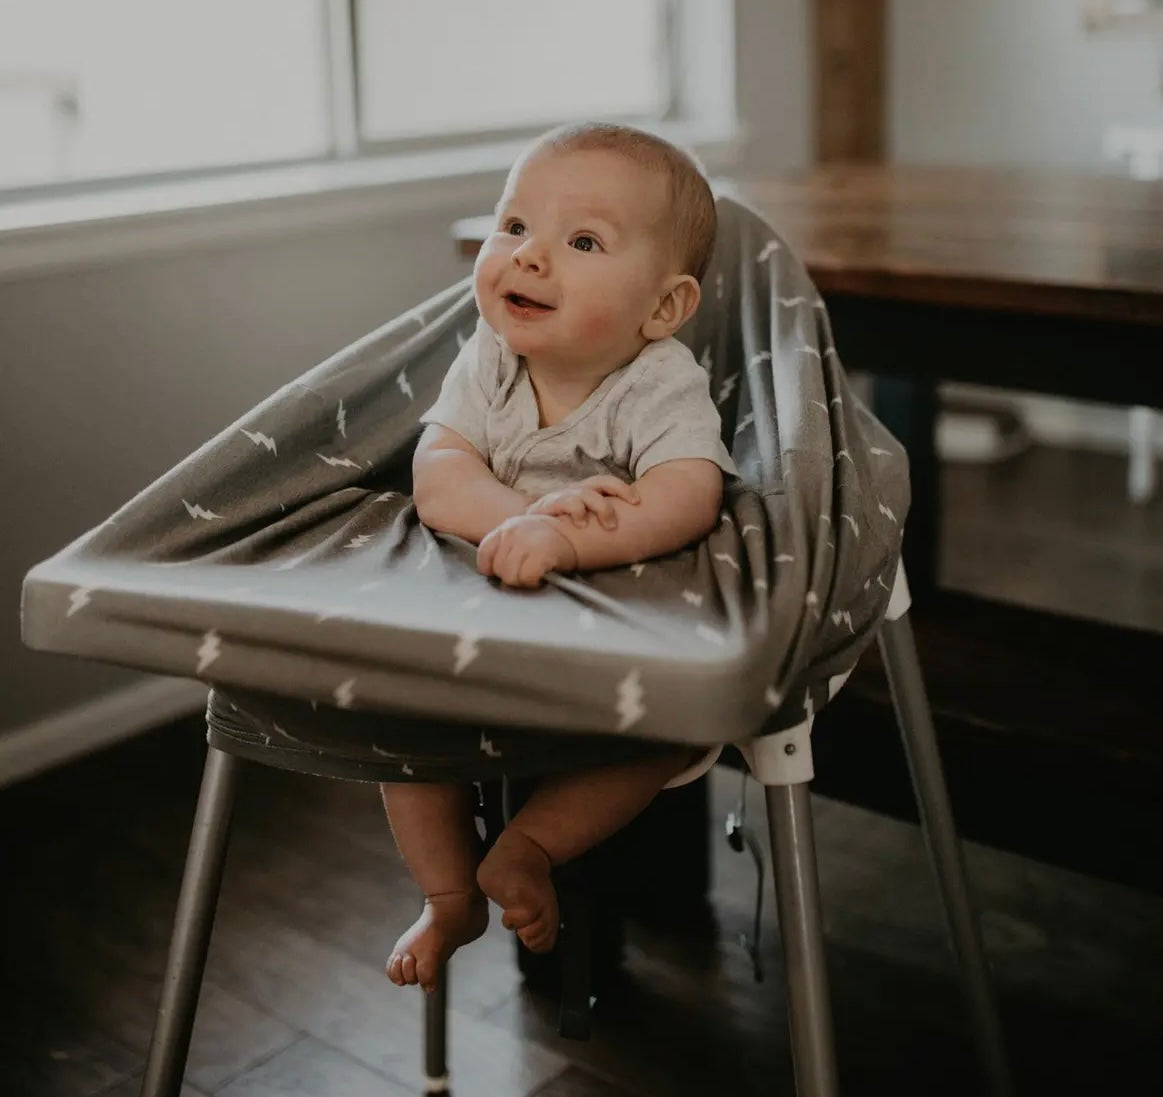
[642,275,701,341]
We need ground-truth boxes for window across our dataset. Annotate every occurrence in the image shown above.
[0,1,718,196]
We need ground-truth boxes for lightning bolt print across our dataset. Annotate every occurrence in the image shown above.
[196,630,221,674]
[182,500,222,521]
[741,524,762,537]
[765,686,782,708]
[333,679,356,708]
[615,669,646,731]
[715,272,724,300]
[240,428,277,455]
[681,590,704,607]
[776,553,795,563]
[878,501,898,523]
[716,374,738,406]
[397,369,414,401]
[841,514,860,539]
[336,400,347,438]
[700,345,713,371]
[798,345,822,360]
[735,412,755,436]
[713,552,740,572]
[831,610,855,634]
[344,534,372,550]
[749,350,772,367]
[870,447,893,457]
[66,587,93,617]
[453,631,481,674]
[316,453,361,469]
[756,239,780,264]
[630,563,646,578]
[479,732,501,758]
[777,295,807,308]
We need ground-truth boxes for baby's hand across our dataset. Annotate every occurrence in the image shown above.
[525,475,640,530]
[478,514,579,588]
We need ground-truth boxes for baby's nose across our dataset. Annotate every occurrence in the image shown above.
[512,237,547,272]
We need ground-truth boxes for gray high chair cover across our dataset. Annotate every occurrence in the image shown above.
[22,195,909,772]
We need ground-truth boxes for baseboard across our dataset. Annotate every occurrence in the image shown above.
[0,677,207,788]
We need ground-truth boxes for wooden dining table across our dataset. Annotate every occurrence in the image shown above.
[454,163,1163,595]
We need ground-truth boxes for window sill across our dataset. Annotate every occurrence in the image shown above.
[0,122,743,283]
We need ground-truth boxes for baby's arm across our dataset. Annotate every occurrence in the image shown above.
[412,424,530,544]
[553,458,722,570]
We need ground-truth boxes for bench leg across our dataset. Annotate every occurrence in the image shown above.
[766,782,839,1097]
[141,746,240,1097]
[878,612,1013,1097]
[424,971,450,1094]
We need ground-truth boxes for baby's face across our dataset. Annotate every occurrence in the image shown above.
[474,148,676,370]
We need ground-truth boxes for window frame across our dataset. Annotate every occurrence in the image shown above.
[0,0,730,202]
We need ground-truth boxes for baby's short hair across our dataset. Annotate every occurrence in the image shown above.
[530,121,718,283]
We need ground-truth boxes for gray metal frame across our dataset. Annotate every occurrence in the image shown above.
[139,605,1010,1097]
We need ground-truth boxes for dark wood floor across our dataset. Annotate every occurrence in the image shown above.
[3,444,1162,1096]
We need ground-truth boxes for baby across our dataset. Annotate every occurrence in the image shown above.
[382,121,737,993]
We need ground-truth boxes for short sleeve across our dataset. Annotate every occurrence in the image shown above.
[625,344,739,480]
[419,318,500,458]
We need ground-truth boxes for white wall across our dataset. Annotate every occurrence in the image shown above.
[891,0,1163,169]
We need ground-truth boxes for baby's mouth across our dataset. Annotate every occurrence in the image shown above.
[505,292,553,311]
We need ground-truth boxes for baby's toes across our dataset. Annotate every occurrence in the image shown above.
[518,918,557,954]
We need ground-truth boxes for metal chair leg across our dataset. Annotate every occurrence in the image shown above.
[766,782,839,1097]
[878,612,1013,1097]
[424,970,450,1094]
[140,746,241,1097]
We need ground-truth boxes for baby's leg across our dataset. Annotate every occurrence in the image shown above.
[476,749,700,953]
[380,782,488,992]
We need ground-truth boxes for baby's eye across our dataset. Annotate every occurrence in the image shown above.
[503,220,526,237]
[571,234,599,252]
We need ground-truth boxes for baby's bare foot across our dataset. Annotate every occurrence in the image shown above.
[386,890,488,993]
[476,827,559,954]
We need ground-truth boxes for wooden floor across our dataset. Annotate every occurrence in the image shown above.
[3,444,1162,1096]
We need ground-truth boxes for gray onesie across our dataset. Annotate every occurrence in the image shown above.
[420,318,738,493]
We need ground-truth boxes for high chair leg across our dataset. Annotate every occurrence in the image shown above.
[766,781,839,1097]
[141,746,241,1097]
[424,971,449,1094]
[878,612,1013,1097]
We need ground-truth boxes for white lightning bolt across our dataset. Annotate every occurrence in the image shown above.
[344,533,373,550]
[615,669,646,731]
[578,609,597,630]
[716,374,738,406]
[798,345,822,359]
[830,396,843,407]
[765,686,783,708]
[453,631,481,674]
[333,678,356,708]
[196,630,221,674]
[696,623,726,646]
[240,428,277,455]
[375,491,400,502]
[776,553,795,563]
[777,295,806,308]
[813,297,827,311]
[479,732,501,758]
[630,562,646,578]
[336,400,347,438]
[66,587,93,617]
[402,762,414,776]
[316,453,361,469]
[805,591,819,612]
[810,400,829,413]
[831,610,855,634]
[397,369,414,401]
[182,500,222,521]
[741,524,762,537]
[824,346,839,361]
[713,552,740,572]
[753,577,768,592]
[876,574,892,592]
[700,344,713,371]
[681,590,703,607]
[715,272,724,299]
[836,449,855,465]
[749,350,772,367]
[756,239,781,263]
[735,413,755,436]
[878,501,898,524]
[870,447,893,457]
[841,514,860,539]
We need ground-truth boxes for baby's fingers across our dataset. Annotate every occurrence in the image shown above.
[581,489,618,529]
[589,476,640,505]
